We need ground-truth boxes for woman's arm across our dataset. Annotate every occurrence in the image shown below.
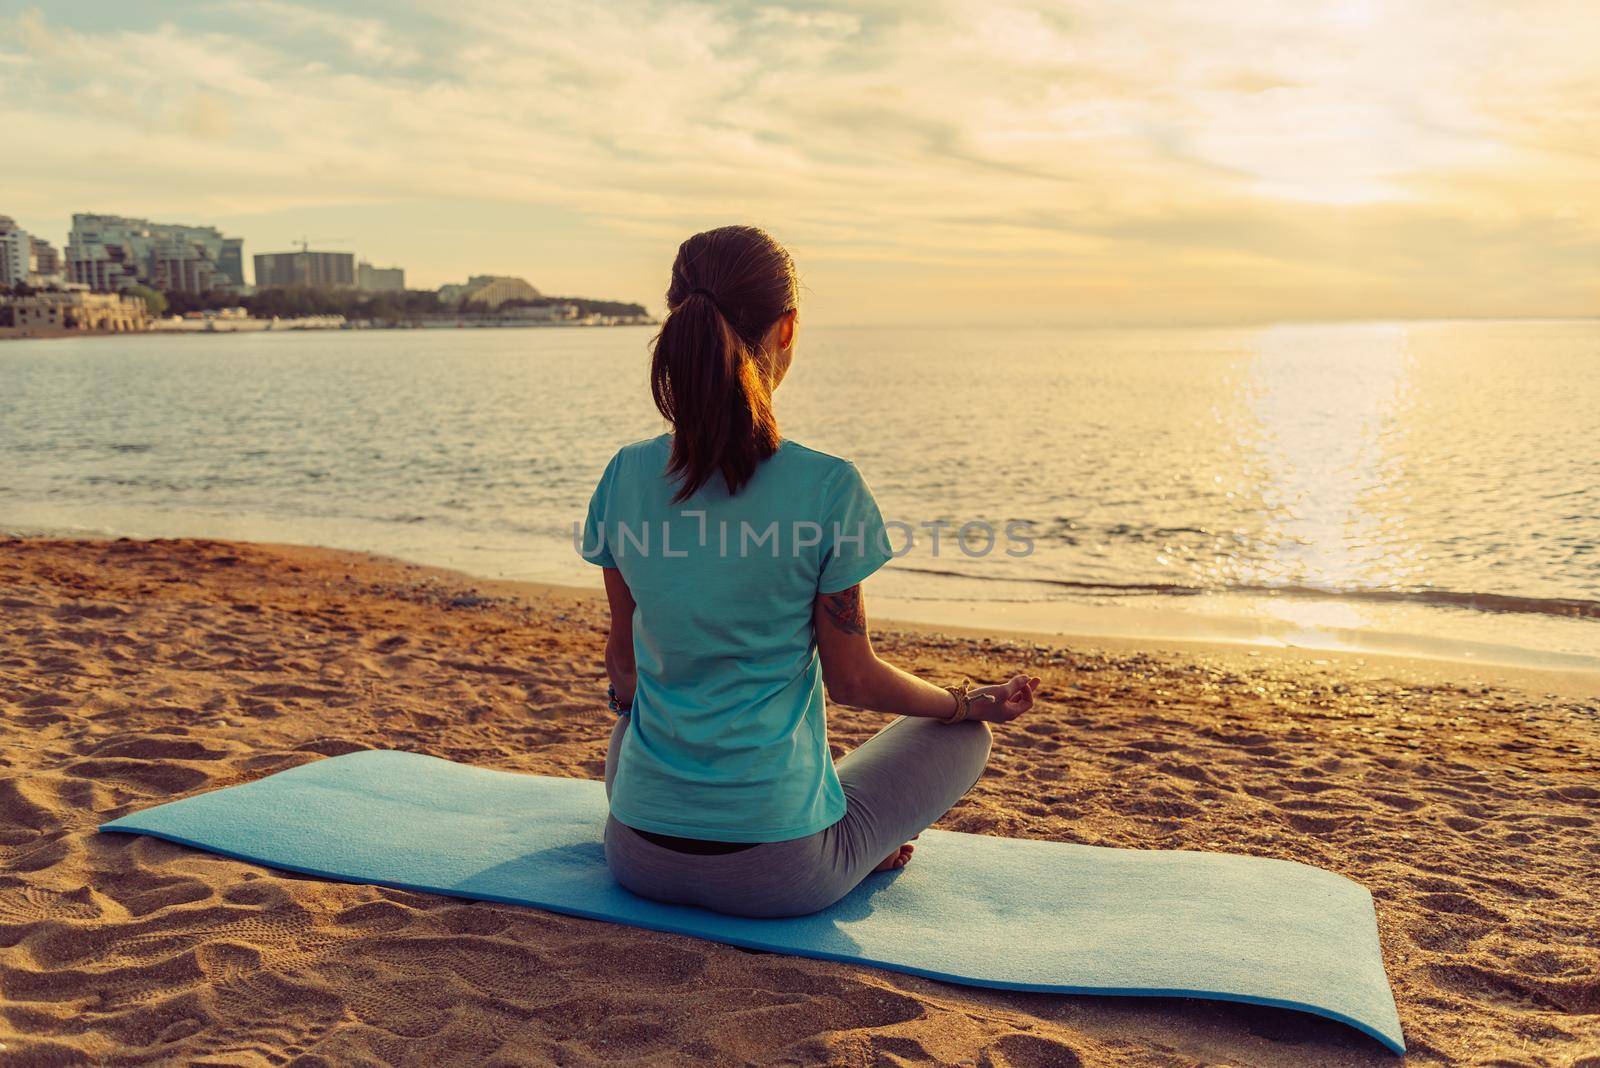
[602,567,637,704]
[814,584,1038,722]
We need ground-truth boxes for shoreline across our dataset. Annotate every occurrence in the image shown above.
[0,319,657,342]
[1,534,1596,1063]
[9,528,1598,696]
[383,546,1600,701]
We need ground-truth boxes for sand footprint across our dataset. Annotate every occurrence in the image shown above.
[981,1032,1086,1067]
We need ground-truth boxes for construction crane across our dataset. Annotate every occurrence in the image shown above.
[292,236,349,253]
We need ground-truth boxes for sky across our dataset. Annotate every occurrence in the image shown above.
[2,1,1597,325]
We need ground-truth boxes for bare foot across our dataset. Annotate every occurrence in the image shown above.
[874,842,915,872]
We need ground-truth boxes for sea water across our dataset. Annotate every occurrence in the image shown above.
[3,320,1596,668]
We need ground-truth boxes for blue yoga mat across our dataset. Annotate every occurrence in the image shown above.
[99,749,1404,1054]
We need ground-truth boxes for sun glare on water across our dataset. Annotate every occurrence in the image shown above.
[1228,321,1420,598]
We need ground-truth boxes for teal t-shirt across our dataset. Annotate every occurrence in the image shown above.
[580,435,893,842]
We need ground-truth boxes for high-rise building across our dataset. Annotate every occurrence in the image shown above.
[357,261,405,292]
[0,217,29,287]
[218,238,244,288]
[30,236,61,279]
[65,244,139,292]
[153,244,219,294]
[254,250,356,289]
[0,217,60,287]
[64,213,244,292]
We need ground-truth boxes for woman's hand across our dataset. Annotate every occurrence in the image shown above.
[813,583,1043,724]
[969,675,1041,723]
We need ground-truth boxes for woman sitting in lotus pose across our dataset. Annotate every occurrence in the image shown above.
[582,225,1039,917]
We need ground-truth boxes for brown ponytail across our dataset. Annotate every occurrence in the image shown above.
[650,226,796,502]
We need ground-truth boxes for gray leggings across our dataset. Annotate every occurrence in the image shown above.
[603,713,992,917]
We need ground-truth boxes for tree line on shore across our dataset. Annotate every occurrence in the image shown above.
[180,287,651,321]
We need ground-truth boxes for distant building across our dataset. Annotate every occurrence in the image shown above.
[154,242,221,294]
[0,216,61,287]
[1,217,56,285]
[254,250,356,289]
[217,238,244,289]
[64,213,245,292]
[438,274,541,310]
[64,245,136,292]
[30,236,61,280]
[357,261,406,292]
[5,289,150,333]
[0,218,28,287]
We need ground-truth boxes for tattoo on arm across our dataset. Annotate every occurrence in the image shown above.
[823,585,868,636]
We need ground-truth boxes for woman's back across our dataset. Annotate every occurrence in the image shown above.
[588,224,1032,918]
[584,433,890,842]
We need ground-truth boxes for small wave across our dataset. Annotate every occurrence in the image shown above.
[888,564,1600,621]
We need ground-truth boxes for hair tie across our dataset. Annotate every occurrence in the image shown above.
[685,287,723,314]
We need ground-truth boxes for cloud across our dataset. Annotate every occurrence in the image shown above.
[223,0,425,68]
[1,0,1595,321]
[177,92,233,140]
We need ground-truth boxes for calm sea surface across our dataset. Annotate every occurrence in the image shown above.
[3,321,1597,666]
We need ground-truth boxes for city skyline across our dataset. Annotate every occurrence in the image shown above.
[3,210,414,295]
[3,2,1597,326]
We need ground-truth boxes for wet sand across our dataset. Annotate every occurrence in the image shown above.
[1,536,1596,1065]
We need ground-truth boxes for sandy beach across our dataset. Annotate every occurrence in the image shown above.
[1,535,1596,1066]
